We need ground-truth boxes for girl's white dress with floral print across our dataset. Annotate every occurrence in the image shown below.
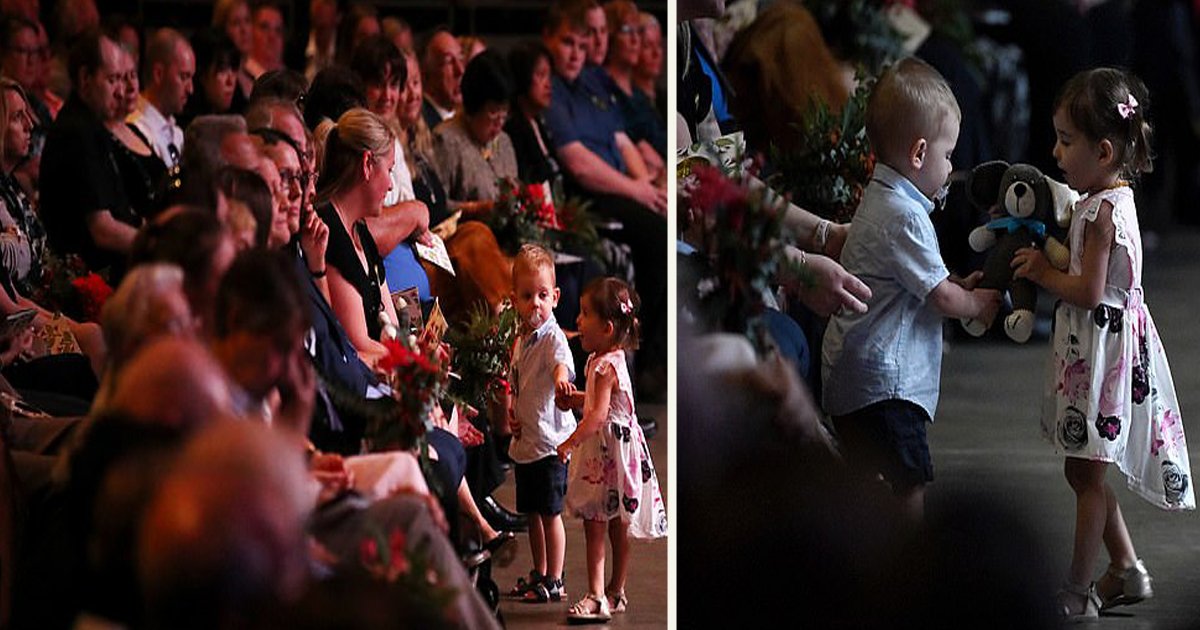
[565,350,668,538]
[1042,186,1194,510]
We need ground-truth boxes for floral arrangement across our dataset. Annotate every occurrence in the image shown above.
[487,178,555,254]
[371,336,451,449]
[358,524,457,620]
[29,250,112,322]
[769,77,876,223]
[445,301,519,413]
[681,163,808,352]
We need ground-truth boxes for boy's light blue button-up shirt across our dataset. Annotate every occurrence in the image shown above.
[822,163,950,421]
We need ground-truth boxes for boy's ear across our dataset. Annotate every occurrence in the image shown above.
[909,137,928,170]
[552,286,561,306]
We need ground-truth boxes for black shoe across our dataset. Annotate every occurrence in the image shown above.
[639,416,658,440]
[481,496,528,532]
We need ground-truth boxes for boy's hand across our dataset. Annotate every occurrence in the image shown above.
[554,380,575,409]
[1011,246,1050,284]
[949,270,984,291]
[974,288,1002,325]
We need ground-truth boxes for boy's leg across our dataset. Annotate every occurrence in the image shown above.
[528,512,547,576]
[606,517,630,596]
[545,512,566,581]
[896,483,926,526]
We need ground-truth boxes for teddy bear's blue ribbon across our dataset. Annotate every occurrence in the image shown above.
[986,217,1046,238]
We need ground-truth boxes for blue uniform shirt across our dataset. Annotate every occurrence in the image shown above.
[544,67,626,173]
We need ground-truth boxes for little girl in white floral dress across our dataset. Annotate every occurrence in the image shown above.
[1011,67,1194,622]
[556,277,667,623]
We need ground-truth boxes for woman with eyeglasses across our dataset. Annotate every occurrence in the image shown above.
[601,0,666,164]
[431,50,519,208]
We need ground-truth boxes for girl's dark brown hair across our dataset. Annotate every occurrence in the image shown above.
[583,276,640,351]
[1055,67,1154,180]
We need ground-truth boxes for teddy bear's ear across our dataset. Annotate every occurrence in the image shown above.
[1046,177,1079,227]
[966,161,1010,209]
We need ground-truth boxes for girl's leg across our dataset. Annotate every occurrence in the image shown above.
[583,519,608,597]
[546,512,567,581]
[606,518,630,596]
[528,513,547,576]
[1096,482,1139,600]
[1063,458,1109,590]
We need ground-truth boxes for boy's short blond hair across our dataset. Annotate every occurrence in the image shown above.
[513,243,556,286]
[866,57,961,166]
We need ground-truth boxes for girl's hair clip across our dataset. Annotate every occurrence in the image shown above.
[618,297,633,315]
[1117,93,1138,120]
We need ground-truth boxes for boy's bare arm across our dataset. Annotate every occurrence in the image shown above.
[928,278,1001,321]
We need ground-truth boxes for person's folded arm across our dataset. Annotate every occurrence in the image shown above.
[557,141,666,212]
[615,131,649,181]
[86,210,138,255]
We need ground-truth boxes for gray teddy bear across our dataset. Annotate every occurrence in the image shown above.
[961,161,1076,342]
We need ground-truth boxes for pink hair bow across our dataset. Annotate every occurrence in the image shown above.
[1117,93,1138,119]
[619,298,633,315]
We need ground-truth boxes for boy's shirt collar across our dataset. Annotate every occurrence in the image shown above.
[872,162,935,215]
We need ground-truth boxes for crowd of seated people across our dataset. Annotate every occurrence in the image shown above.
[0,0,666,627]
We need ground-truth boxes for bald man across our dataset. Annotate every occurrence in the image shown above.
[129,28,194,170]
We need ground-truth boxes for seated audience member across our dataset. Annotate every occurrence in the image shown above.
[0,14,53,191]
[603,0,666,162]
[334,1,380,67]
[303,65,365,130]
[634,11,664,111]
[296,0,339,81]
[217,166,274,248]
[249,67,306,107]
[431,50,519,206]
[138,420,314,629]
[129,209,237,337]
[382,15,413,55]
[108,38,171,223]
[92,263,195,411]
[542,0,668,394]
[209,248,313,429]
[311,108,399,366]
[211,0,253,113]
[348,36,432,258]
[244,1,286,88]
[174,113,247,210]
[178,29,241,128]
[40,30,144,281]
[418,27,465,131]
[581,0,608,67]
[505,40,562,191]
[128,28,193,171]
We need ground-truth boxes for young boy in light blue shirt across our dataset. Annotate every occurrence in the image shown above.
[506,244,576,602]
[822,57,1000,524]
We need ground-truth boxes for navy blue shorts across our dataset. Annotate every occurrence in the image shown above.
[514,455,568,516]
[832,399,933,491]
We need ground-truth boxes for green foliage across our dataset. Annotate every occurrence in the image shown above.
[445,302,519,410]
[769,77,876,223]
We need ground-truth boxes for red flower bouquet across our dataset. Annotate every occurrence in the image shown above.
[358,524,457,621]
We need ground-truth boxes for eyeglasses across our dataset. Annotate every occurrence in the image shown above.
[618,24,641,36]
[278,168,309,192]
